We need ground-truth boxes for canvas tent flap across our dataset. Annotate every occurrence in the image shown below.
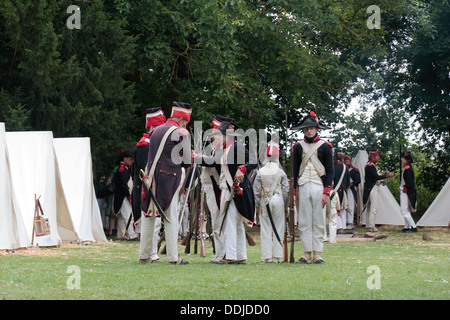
[54,153,78,242]
[353,150,404,226]
[5,131,63,247]
[53,138,107,242]
[0,123,30,250]
[417,177,450,227]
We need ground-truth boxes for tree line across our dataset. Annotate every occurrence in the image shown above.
[0,0,448,215]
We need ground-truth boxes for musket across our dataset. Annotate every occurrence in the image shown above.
[283,207,289,262]
[184,175,197,254]
[219,179,238,236]
[261,185,283,247]
[178,164,197,225]
[139,169,171,223]
[289,148,296,263]
[245,231,256,246]
[199,190,206,257]
[122,211,133,238]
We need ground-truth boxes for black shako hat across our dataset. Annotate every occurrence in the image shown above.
[290,111,331,130]
[401,151,413,163]
[213,121,242,136]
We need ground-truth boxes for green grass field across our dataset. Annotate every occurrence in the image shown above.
[1,227,448,300]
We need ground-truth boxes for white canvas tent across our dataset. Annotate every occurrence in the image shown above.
[53,138,107,242]
[0,123,30,249]
[353,150,404,226]
[417,177,450,227]
[3,131,107,247]
[5,131,65,247]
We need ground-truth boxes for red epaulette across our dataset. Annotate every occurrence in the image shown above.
[367,162,374,166]
[354,168,359,172]
[324,140,333,148]
[118,161,129,173]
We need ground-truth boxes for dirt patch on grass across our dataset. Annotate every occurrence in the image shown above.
[0,240,117,257]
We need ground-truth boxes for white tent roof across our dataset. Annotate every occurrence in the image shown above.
[417,177,450,227]
[5,131,64,247]
[353,150,404,226]
[53,138,107,242]
[0,123,30,250]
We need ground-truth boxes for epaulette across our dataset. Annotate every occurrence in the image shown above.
[324,140,333,148]
[179,128,189,136]
[354,168,359,172]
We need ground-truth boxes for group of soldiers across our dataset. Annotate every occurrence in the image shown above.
[109,103,418,265]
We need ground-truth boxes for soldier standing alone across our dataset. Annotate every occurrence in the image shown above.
[292,111,334,264]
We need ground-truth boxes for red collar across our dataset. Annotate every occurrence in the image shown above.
[403,163,410,169]
[334,160,342,165]
[166,118,180,128]
[136,133,150,147]
[223,137,235,149]
[118,161,130,172]
[304,135,321,143]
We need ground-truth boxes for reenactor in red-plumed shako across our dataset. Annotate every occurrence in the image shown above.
[213,121,257,264]
[195,115,237,263]
[139,101,192,265]
[362,148,395,232]
[400,151,417,233]
[344,154,361,229]
[137,107,166,262]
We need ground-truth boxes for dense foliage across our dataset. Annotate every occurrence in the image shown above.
[0,1,448,204]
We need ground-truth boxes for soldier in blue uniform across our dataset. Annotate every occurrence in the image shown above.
[291,111,334,264]
[214,121,257,264]
[400,151,417,232]
[362,148,395,232]
[344,154,361,229]
[195,115,236,263]
[133,107,166,229]
[113,150,138,240]
[139,101,192,265]
[136,107,166,262]
[333,149,350,233]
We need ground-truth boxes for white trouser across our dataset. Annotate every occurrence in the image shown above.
[297,182,326,253]
[260,194,285,261]
[400,190,416,228]
[139,178,183,262]
[139,212,162,260]
[337,207,347,229]
[203,183,224,261]
[221,187,247,261]
[325,195,338,243]
[152,217,161,259]
[367,185,380,229]
[346,187,355,226]
[117,199,138,240]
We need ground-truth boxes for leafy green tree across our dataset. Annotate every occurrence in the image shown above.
[348,0,449,191]
[0,0,138,179]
